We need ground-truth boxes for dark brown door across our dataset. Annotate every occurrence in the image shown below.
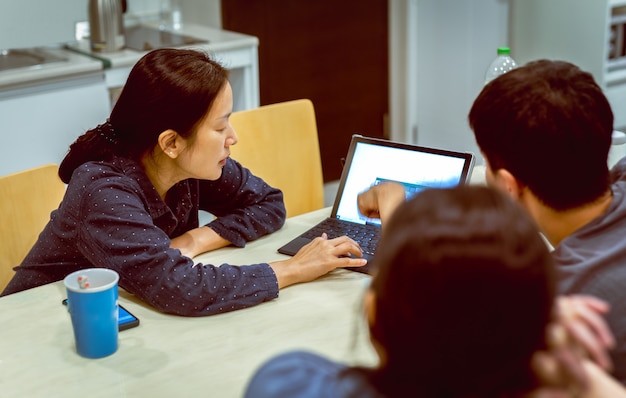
[222,1,389,182]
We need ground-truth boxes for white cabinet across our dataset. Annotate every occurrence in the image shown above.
[0,73,110,176]
[511,0,626,129]
[0,51,110,177]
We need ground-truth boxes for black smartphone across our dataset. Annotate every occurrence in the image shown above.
[62,299,140,331]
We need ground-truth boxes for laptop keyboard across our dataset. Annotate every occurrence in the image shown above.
[301,218,381,256]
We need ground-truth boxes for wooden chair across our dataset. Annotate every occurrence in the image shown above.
[229,99,325,217]
[0,164,66,291]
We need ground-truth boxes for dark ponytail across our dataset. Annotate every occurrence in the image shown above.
[59,48,229,183]
[59,121,119,183]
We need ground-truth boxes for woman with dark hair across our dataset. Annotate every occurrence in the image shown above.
[1,48,366,315]
[245,185,623,397]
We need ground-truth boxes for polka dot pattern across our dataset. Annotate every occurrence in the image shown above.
[1,156,285,316]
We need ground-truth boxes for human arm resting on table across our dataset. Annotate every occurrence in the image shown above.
[170,226,229,259]
[171,158,286,257]
[75,173,278,316]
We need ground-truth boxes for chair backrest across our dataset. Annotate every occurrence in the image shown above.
[0,164,66,291]
[229,99,324,217]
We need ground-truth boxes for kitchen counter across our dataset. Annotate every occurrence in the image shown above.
[67,22,258,70]
[0,46,104,92]
[0,23,257,92]
[66,22,260,111]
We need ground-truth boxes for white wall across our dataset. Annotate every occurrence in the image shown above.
[125,0,221,28]
[0,0,87,49]
[181,0,221,29]
[390,0,511,163]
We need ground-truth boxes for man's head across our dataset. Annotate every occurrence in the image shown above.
[469,59,614,211]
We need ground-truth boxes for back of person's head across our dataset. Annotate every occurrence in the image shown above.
[468,59,614,211]
[367,186,555,397]
[59,48,229,183]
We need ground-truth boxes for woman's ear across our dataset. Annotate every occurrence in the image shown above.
[158,129,181,158]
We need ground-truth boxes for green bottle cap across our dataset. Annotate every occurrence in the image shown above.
[497,47,511,55]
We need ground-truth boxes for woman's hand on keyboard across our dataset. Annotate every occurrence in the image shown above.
[269,233,367,288]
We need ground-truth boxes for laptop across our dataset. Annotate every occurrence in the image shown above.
[277,134,475,274]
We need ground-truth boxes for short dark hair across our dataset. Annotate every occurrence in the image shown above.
[59,48,228,183]
[468,59,613,210]
[367,186,555,396]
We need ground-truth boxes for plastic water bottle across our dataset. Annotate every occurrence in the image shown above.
[484,47,518,85]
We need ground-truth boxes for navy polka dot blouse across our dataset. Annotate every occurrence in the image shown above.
[1,156,286,316]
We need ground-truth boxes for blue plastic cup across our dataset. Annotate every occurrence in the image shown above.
[64,268,119,358]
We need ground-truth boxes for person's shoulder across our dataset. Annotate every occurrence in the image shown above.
[70,158,142,187]
[269,350,345,371]
[248,350,345,384]
[245,350,366,398]
[66,158,147,203]
[71,159,121,180]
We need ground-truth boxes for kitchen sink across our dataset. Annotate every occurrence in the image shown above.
[0,48,68,72]
[124,25,208,52]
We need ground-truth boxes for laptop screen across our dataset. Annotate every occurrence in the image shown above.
[333,135,475,226]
